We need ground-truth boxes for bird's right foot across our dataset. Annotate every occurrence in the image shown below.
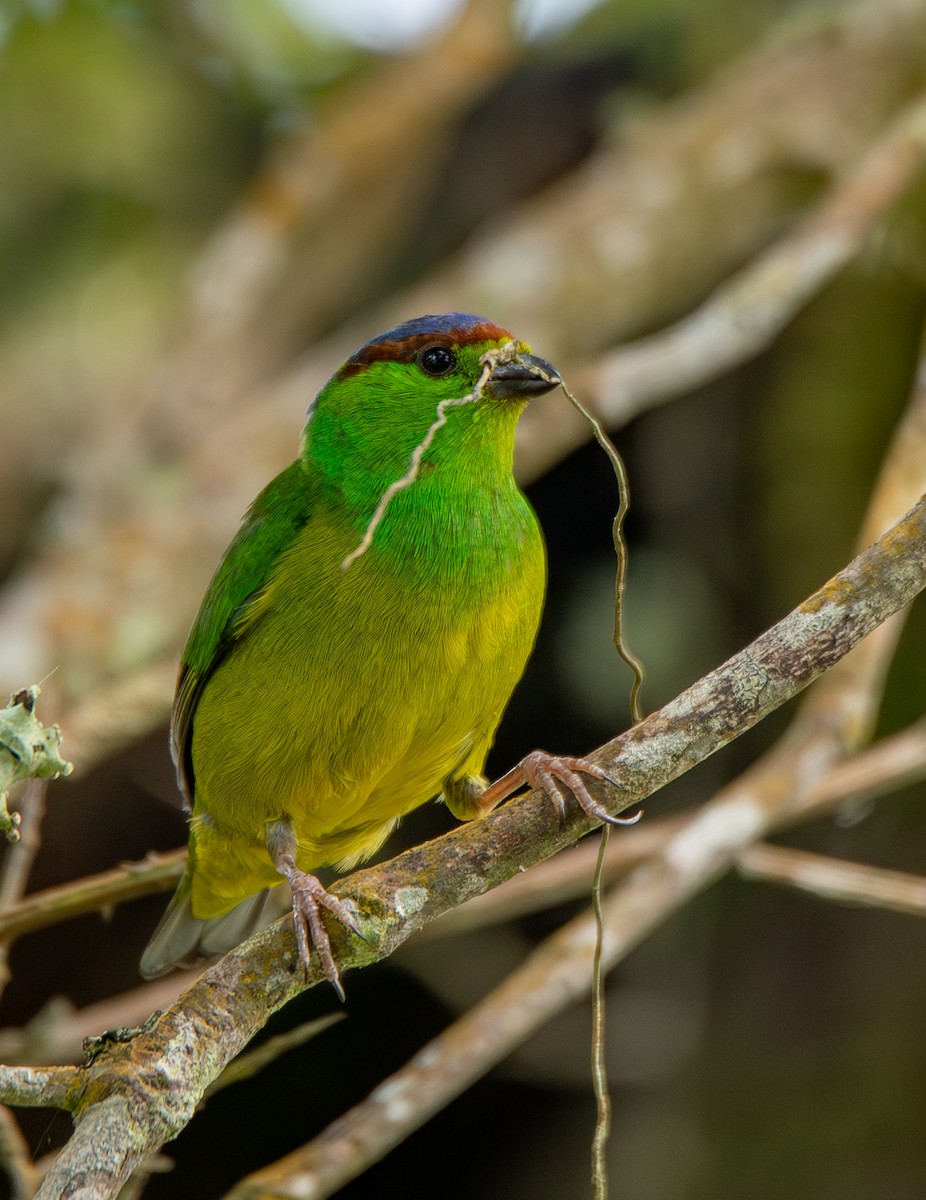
[456,751,641,827]
[287,871,362,1003]
[267,819,362,1001]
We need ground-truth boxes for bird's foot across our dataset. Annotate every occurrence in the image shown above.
[287,872,361,1002]
[266,821,362,1001]
[479,750,641,827]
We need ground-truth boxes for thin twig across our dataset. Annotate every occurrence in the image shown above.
[0,780,46,911]
[0,851,186,947]
[0,780,48,996]
[737,844,926,915]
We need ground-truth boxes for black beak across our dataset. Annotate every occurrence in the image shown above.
[487,352,562,399]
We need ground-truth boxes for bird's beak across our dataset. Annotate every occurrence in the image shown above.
[486,352,562,400]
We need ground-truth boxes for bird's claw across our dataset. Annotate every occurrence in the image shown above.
[515,750,641,827]
[288,874,362,1002]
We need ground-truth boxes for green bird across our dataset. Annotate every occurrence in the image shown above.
[142,313,622,995]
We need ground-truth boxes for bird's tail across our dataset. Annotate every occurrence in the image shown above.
[140,874,288,979]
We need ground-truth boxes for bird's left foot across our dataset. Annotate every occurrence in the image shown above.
[476,751,641,827]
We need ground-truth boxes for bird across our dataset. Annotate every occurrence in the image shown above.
[141,312,625,995]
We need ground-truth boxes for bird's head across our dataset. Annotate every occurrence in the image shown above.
[304,312,561,500]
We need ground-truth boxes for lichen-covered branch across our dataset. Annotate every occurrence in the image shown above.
[223,717,926,1199]
[4,715,920,1068]
[431,714,926,938]
[5,488,920,1199]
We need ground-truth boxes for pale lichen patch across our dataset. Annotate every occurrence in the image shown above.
[393,886,428,917]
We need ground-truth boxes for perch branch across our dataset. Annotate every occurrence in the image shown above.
[2,710,920,1069]
[5,708,922,960]
[430,715,926,938]
[7,490,924,1200]
[198,381,926,1196]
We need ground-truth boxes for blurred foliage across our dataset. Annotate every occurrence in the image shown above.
[0,1,925,1198]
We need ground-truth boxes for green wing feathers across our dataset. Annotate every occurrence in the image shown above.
[171,460,315,804]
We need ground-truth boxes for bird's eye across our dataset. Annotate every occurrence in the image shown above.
[418,344,455,377]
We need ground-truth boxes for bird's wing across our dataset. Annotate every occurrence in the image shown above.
[172,460,313,807]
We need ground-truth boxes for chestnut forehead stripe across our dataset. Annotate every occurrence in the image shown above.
[340,322,513,378]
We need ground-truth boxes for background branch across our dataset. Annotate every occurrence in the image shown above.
[736,844,926,914]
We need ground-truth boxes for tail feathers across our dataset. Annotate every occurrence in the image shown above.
[140,875,289,980]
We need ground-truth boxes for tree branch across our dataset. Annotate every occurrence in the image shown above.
[737,844,926,915]
[585,88,926,427]
[228,376,926,1195]
[7,487,922,1199]
[3,712,920,1069]
[0,852,185,948]
[430,714,926,938]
